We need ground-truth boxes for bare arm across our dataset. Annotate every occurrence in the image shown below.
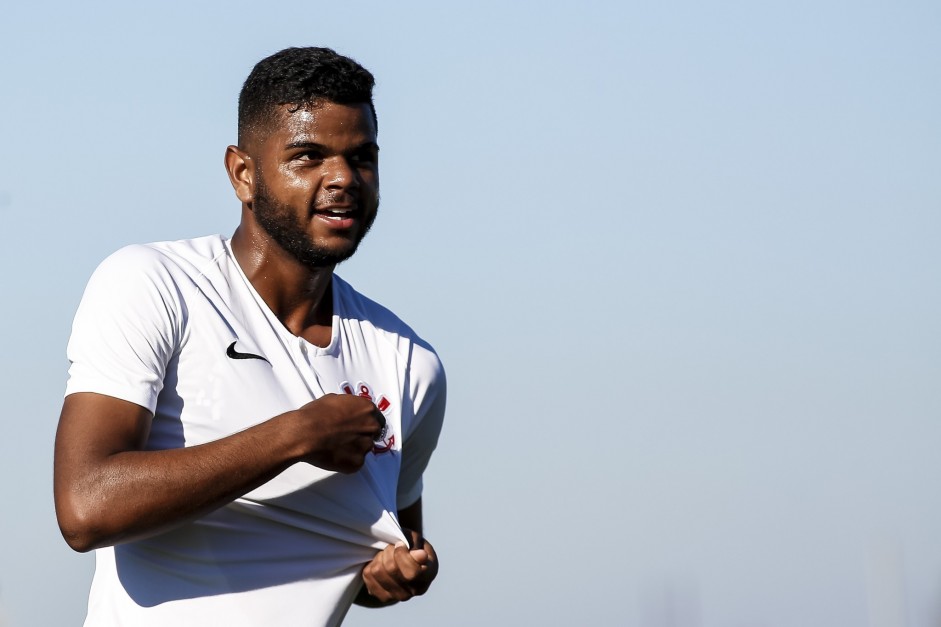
[54,391,385,552]
[397,499,423,537]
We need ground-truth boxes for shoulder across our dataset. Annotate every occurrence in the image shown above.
[333,275,445,380]
[66,238,228,410]
[100,235,227,274]
[88,235,228,295]
[75,235,232,337]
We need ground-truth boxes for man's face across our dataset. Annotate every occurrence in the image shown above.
[248,100,379,269]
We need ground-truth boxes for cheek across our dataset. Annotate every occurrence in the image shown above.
[361,173,379,197]
[274,164,321,194]
[283,173,319,194]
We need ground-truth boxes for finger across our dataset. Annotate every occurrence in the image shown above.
[373,410,386,439]
[363,547,399,597]
[405,527,423,549]
[372,542,421,584]
[358,434,375,453]
[411,539,438,595]
[365,575,410,604]
[391,543,424,580]
[365,546,414,602]
[421,538,437,564]
[408,548,429,565]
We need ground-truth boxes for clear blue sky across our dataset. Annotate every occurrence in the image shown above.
[1,1,939,625]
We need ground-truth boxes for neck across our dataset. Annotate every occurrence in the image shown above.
[230,223,335,345]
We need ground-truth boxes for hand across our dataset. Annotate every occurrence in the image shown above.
[361,529,438,604]
[295,394,385,473]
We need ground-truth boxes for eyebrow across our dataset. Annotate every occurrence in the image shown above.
[283,140,379,152]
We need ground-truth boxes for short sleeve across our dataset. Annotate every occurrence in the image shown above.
[396,344,446,510]
[65,245,185,414]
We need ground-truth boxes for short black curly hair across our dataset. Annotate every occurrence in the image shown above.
[238,47,376,146]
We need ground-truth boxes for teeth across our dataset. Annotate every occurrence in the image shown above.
[316,207,354,220]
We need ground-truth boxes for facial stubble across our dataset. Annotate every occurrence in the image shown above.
[251,174,376,270]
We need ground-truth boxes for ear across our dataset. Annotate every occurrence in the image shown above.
[224,145,255,204]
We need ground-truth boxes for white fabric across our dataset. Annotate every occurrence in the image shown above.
[65,235,446,627]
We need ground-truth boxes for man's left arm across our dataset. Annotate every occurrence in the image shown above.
[355,498,438,607]
[356,341,446,607]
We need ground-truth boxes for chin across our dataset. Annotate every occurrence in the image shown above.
[294,240,362,269]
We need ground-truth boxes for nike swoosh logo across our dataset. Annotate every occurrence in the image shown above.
[226,341,270,364]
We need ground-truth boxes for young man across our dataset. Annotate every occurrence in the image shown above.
[54,47,446,627]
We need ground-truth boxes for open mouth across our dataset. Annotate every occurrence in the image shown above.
[314,206,358,227]
[319,212,351,222]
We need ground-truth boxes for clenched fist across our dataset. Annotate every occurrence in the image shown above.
[361,529,438,604]
[292,393,386,473]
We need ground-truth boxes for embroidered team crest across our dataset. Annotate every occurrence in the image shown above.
[340,381,395,455]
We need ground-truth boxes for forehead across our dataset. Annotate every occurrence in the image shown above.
[267,100,377,145]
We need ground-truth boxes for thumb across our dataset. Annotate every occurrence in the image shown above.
[409,548,429,565]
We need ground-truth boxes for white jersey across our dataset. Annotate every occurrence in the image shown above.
[65,235,446,627]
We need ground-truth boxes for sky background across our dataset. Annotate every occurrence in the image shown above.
[1,1,940,625]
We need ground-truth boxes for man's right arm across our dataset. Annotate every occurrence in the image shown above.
[53,391,385,552]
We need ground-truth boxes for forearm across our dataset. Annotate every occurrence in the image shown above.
[55,411,306,552]
[55,391,384,552]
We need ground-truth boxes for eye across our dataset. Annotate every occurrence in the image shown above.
[350,148,378,167]
[295,150,324,163]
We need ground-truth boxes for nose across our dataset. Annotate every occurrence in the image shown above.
[324,156,359,191]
